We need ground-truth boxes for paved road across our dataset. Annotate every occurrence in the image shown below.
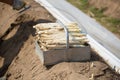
[46,0,120,58]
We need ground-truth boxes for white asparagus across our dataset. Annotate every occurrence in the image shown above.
[34,23,88,50]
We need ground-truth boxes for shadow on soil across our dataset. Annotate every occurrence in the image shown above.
[0,14,53,77]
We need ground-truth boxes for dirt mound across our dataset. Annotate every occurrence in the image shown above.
[7,61,120,80]
[0,0,55,77]
[37,62,120,80]
[0,0,120,80]
[88,0,120,19]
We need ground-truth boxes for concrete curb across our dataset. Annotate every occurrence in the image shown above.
[35,0,120,73]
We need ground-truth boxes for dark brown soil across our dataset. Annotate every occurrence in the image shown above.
[0,0,120,80]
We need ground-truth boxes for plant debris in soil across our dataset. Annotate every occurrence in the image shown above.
[0,0,120,80]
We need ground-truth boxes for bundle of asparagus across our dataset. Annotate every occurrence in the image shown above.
[67,22,88,45]
[33,23,88,51]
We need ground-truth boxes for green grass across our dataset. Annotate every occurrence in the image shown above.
[67,0,120,36]
[67,0,89,12]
